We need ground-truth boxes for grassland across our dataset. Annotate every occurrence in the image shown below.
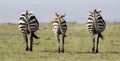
[0,23,120,61]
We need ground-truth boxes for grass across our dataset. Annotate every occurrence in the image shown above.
[0,23,120,61]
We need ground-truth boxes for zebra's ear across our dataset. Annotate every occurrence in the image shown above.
[30,11,33,13]
[55,12,59,17]
[98,10,101,13]
[89,11,93,14]
[21,11,25,14]
[61,14,65,18]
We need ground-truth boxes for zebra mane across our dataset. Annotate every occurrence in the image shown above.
[21,11,34,15]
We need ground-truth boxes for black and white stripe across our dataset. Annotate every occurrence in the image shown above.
[86,9,106,53]
[18,10,39,51]
[52,12,67,53]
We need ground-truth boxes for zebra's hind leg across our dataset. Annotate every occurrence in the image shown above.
[55,34,60,53]
[23,33,29,51]
[96,34,100,53]
[61,35,65,53]
[58,38,60,53]
[91,34,95,52]
[30,32,33,51]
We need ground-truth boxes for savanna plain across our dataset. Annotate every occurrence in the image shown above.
[0,23,120,61]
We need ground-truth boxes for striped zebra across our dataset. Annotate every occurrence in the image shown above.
[52,12,67,53]
[86,9,106,53]
[18,10,39,51]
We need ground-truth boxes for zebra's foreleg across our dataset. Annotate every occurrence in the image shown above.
[23,33,29,51]
[55,34,60,53]
[30,32,33,51]
[96,34,100,53]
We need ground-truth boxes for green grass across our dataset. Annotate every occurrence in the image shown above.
[0,23,120,61]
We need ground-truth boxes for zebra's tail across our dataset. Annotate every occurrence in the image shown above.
[32,33,39,39]
[98,33,104,40]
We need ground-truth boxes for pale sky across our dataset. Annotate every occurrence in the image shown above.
[0,0,120,23]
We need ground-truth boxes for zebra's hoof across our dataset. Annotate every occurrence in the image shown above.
[26,48,29,51]
[30,48,33,51]
[58,48,60,53]
[58,50,61,53]
[61,49,64,53]
[92,48,95,52]
[96,50,99,53]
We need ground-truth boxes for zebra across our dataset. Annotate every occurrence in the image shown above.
[52,12,67,53]
[18,10,39,51]
[86,9,106,53]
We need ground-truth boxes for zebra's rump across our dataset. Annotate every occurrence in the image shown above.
[18,15,39,34]
[86,19,106,33]
[86,21,93,33]
[96,19,106,32]
[52,20,67,34]
[61,21,67,32]
[18,16,28,33]
[28,15,39,32]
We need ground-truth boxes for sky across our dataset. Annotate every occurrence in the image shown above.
[0,0,120,23]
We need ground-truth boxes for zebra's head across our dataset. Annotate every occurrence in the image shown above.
[55,12,65,24]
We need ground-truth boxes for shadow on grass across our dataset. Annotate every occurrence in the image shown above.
[57,50,120,54]
[41,50,57,53]
[41,50,120,54]
[76,51,120,54]
[103,51,120,54]
[41,50,95,54]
